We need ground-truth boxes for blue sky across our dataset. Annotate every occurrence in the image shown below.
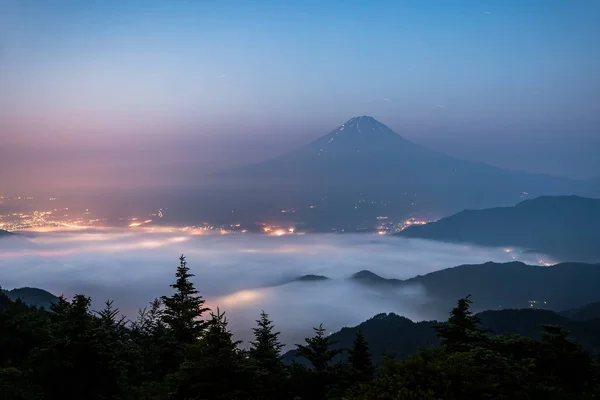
[1,0,599,191]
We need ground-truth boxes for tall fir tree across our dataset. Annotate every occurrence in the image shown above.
[29,295,134,399]
[96,299,127,333]
[249,310,286,399]
[170,309,257,400]
[161,255,209,344]
[130,298,178,397]
[434,295,487,351]
[296,324,341,372]
[348,329,374,382]
[249,310,284,370]
[295,324,344,400]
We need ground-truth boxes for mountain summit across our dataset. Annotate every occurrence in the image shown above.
[218,116,432,182]
[299,116,415,158]
[216,116,584,209]
[320,116,401,139]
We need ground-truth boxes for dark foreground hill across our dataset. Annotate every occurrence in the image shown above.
[398,195,600,262]
[285,306,600,365]
[0,229,14,237]
[2,287,59,309]
[350,261,600,315]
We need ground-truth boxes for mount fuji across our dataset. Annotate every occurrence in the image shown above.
[216,116,588,211]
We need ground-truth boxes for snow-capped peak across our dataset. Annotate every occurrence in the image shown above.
[337,116,394,136]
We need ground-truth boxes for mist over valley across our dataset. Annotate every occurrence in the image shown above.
[0,229,551,346]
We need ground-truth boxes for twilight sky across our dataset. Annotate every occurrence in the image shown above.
[1,0,599,193]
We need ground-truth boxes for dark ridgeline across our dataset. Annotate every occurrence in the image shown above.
[2,256,600,399]
[398,195,600,262]
[349,261,600,315]
[274,261,600,318]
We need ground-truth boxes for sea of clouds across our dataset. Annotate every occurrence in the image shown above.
[0,229,549,347]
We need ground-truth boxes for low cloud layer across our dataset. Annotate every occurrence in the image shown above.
[0,230,549,347]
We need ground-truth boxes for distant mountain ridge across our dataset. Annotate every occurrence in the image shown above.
[350,270,401,285]
[398,195,600,262]
[350,261,600,316]
[274,260,600,318]
[293,274,329,282]
[0,229,14,237]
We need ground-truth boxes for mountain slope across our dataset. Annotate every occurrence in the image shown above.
[217,117,584,202]
[284,307,600,365]
[0,229,14,237]
[2,287,59,309]
[397,195,600,262]
[349,261,600,315]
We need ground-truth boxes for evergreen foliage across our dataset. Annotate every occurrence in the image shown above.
[435,294,488,351]
[249,310,286,399]
[161,254,210,344]
[348,329,374,382]
[294,324,345,399]
[170,308,256,400]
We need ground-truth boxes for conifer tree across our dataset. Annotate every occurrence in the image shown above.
[296,324,341,372]
[30,294,132,399]
[295,324,343,400]
[161,255,209,344]
[96,299,127,333]
[348,329,374,382]
[131,298,177,396]
[170,309,256,400]
[249,310,285,399]
[435,295,486,351]
[249,310,284,370]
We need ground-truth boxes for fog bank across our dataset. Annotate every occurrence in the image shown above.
[0,230,550,346]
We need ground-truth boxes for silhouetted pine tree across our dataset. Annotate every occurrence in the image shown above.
[249,310,286,399]
[29,295,134,399]
[170,309,257,400]
[249,310,284,370]
[435,295,487,351]
[96,299,127,333]
[295,324,343,400]
[296,324,341,372]
[161,255,209,344]
[130,298,177,396]
[348,329,374,382]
